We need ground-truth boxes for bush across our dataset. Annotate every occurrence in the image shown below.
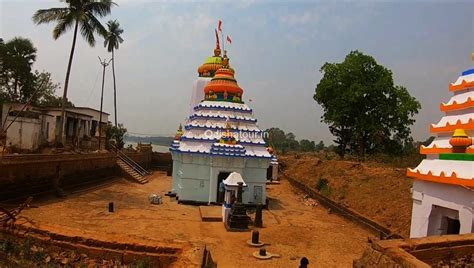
[316,177,329,191]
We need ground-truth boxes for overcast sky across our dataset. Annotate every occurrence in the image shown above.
[1,0,473,143]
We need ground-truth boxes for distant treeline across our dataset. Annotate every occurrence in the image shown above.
[264,128,326,154]
[124,135,174,146]
[264,127,434,157]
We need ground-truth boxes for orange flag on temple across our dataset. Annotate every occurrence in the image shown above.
[218,20,222,32]
[226,35,232,44]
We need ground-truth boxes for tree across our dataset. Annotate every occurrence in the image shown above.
[0,37,37,101]
[265,127,286,153]
[105,123,127,149]
[315,141,325,151]
[299,139,316,152]
[33,70,74,108]
[32,0,116,145]
[104,19,123,127]
[314,50,420,158]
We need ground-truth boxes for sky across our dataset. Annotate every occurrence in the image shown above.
[0,0,473,143]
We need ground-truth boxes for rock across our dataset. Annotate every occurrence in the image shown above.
[61,258,69,265]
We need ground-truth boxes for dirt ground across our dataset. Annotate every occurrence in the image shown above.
[280,153,413,237]
[19,172,372,267]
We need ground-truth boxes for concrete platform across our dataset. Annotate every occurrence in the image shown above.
[199,205,223,222]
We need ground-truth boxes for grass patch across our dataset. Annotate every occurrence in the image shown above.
[315,177,332,197]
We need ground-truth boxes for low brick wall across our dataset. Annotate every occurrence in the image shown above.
[152,152,172,172]
[0,153,118,201]
[125,151,153,169]
[0,151,153,201]
[354,234,474,267]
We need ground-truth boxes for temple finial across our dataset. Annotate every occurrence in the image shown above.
[214,29,221,57]
[223,50,229,67]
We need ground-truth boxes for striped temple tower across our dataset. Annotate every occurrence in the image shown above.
[170,36,272,205]
[407,54,474,238]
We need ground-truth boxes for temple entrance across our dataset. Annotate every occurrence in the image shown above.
[217,172,230,203]
[427,205,460,236]
[266,166,273,180]
[446,217,461,234]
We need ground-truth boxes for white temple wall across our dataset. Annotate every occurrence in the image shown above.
[410,180,474,238]
[190,77,211,114]
[171,152,270,204]
[171,153,212,202]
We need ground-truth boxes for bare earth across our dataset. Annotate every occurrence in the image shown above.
[20,172,371,267]
[280,153,413,237]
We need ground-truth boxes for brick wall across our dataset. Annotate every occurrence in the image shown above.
[0,151,153,201]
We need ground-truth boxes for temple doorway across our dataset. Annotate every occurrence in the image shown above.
[445,217,461,234]
[217,172,230,203]
[427,205,460,235]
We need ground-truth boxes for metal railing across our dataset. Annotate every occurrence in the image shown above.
[110,144,150,177]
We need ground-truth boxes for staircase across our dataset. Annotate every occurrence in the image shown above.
[112,145,151,184]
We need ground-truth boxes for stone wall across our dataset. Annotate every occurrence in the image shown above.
[0,151,153,201]
[152,152,172,167]
[126,151,153,169]
[354,234,474,267]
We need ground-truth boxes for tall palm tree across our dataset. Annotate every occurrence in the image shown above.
[104,19,123,127]
[32,0,115,146]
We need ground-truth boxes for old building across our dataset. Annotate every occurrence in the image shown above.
[0,103,109,151]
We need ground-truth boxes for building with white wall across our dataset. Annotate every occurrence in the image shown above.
[0,103,109,151]
[408,58,474,238]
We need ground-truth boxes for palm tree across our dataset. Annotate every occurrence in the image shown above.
[32,0,115,146]
[104,19,123,127]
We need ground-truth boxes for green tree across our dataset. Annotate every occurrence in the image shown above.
[284,132,299,152]
[315,140,325,151]
[265,127,286,153]
[299,139,316,152]
[314,50,420,158]
[104,19,124,127]
[105,123,127,149]
[32,0,116,145]
[33,70,74,108]
[0,37,37,101]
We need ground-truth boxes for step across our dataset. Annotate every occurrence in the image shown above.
[116,160,149,184]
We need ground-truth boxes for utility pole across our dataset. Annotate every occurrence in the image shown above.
[98,56,111,151]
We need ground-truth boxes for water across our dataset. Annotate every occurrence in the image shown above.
[124,142,169,153]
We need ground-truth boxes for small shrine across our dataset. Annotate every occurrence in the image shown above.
[170,28,272,205]
[407,54,474,237]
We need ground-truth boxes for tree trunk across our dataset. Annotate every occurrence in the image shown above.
[58,20,79,146]
[112,49,117,127]
[98,61,106,151]
[359,133,366,160]
[14,77,18,99]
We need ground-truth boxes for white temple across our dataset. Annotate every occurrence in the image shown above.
[408,55,474,237]
[170,34,272,205]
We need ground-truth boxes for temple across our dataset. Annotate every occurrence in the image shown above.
[170,31,273,205]
[407,54,474,238]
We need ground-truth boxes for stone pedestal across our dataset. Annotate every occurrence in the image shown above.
[225,182,250,231]
[226,202,250,231]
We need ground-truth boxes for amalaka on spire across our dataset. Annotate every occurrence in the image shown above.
[197,30,224,77]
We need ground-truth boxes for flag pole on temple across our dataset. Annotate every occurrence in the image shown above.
[218,19,224,55]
